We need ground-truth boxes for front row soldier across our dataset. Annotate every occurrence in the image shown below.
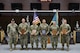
[39,19,49,49]
[50,21,59,49]
[30,21,39,49]
[18,18,29,50]
[7,19,18,51]
[60,19,71,51]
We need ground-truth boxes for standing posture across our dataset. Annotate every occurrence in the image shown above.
[7,19,18,50]
[18,18,28,50]
[39,19,49,49]
[60,19,71,51]
[50,21,59,49]
[30,21,39,49]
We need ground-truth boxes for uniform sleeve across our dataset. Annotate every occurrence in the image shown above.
[60,25,62,32]
[50,26,53,35]
[67,24,71,34]
[7,25,10,34]
[35,26,39,35]
[24,24,28,34]
[57,25,59,35]
[18,24,21,34]
[29,25,32,34]
[46,24,49,35]
[38,25,42,35]
[16,24,18,33]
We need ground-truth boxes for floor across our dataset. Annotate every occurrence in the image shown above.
[0,43,80,53]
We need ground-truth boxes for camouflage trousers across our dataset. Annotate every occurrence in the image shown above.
[20,34,28,48]
[41,35,48,49]
[61,34,70,47]
[30,35,38,48]
[8,34,18,49]
[51,35,58,48]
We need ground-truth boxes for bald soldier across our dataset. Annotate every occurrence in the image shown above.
[39,19,49,49]
[7,19,18,50]
[18,18,29,50]
[60,19,71,51]
[30,21,39,49]
[50,21,59,49]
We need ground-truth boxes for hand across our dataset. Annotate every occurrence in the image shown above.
[40,33,42,35]
[20,32,22,35]
[61,32,63,35]
[23,32,26,35]
[65,32,68,35]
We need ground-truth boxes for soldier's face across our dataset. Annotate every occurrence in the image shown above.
[53,22,56,25]
[42,19,46,23]
[11,21,15,24]
[32,21,36,25]
[63,20,67,24]
[22,19,25,23]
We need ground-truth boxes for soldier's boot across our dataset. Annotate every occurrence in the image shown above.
[55,45,57,50]
[31,42,33,49]
[67,47,69,51]
[52,42,54,49]
[45,44,47,50]
[41,45,43,49]
[36,41,38,49]
[10,44,12,51]
[62,44,64,50]
[67,42,69,51]
[36,45,38,49]
[20,45,24,50]
[26,45,28,50]
[14,45,16,50]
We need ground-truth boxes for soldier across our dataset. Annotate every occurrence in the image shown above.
[30,21,39,49]
[50,21,59,49]
[7,19,18,51]
[60,19,71,51]
[39,19,49,49]
[18,18,28,50]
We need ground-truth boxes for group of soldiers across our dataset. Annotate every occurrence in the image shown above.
[7,18,71,51]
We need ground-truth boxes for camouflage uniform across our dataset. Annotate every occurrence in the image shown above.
[7,23,18,49]
[60,24,71,50]
[50,25,59,49]
[30,24,39,48]
[18,23,28,49]
[39,23,49,49]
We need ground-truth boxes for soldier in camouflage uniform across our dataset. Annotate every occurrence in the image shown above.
[50,21,59,49]
[7,19,18,50]
[60,19,71,51]
[30,21,39,49]
[18,18,29,50]
[39,19,49,49]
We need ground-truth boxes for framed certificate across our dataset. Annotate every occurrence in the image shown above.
[52,30,57,35]
[42,30,46,35]
[62,29,67,34]
[20,29,26,35]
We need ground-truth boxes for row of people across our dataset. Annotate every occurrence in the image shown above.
[7,18,71,51]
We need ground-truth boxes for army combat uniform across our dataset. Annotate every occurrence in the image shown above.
[50,25,59,49]
[60,24,71,50]
[30,24,39,49]
[18,23,28,49]
[39,23,49,49]
[7,23,18,50]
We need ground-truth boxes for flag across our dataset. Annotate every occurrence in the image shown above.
[51,12,58,25]
[33,12,40,24]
